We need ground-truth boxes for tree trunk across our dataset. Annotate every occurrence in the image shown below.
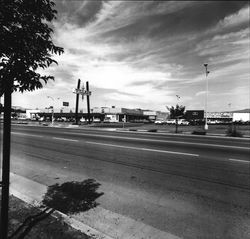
[0,78,12,239]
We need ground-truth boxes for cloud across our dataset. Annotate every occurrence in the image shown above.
[54,0,103,27]
[216,5,249,30]
[14,1,249,112]
[195,91,206,96]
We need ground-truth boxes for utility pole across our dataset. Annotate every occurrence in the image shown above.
[47,96,57,126]
[74,79,81,125]
[204,63,210,131]
[0,79,12,239]
[86,81,91,124]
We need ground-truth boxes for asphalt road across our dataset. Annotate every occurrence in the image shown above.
[2,125,250,238]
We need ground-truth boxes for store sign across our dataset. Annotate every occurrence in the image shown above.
[186,110,204,120]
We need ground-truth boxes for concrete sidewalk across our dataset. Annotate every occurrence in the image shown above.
[10,172,182,239]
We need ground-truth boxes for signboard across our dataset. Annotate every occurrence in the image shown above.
[185,110,204,120]
[63,102,69,107]
[143,111,157,116]
[206,112,233,118]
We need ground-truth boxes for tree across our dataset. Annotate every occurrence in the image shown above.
[0,1,63,238]
[167,104,185,133]
[0,0,63,95]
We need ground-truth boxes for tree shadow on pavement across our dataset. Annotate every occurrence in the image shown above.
[42,179,104,214]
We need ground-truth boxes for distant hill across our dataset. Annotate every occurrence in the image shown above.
[230,109,250,113]
[12,106,26,111]
[12,106,27,112]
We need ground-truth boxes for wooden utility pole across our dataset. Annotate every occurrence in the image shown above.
[0,79,12,239]
[74,79,81,125]
[86,81,91,124]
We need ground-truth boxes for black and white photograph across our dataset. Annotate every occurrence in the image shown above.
[0,0,249,238]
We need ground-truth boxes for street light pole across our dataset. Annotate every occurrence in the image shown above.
[204,63,209,131]
[47,96,55,125]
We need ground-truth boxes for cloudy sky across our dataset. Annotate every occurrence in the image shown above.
[12,1,249,112]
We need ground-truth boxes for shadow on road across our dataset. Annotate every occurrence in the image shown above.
[42,179,104,214]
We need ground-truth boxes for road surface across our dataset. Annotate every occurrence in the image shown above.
[1,125,250,238]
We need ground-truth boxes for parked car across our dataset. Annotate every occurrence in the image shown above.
[17,116,27,121]
[103,117,111,123]
[56,117,64,122]
[38,116,46,122]
[165,119,176,125]
[80,117,86,123]
[154,120,164,125]
[93,118,101,123]
[207,120,217,125]
[177,119,189,125]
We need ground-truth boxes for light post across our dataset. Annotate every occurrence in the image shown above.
[47,96,60,125]
[47,96,54,125]
[204,63,210,131]
[228,103,234,131]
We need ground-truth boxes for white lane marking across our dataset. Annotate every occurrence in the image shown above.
[86,141,199,157]
[63,132,250,150]
[12,132,44,138]
[229,158,250,164]
[53,137,79,142]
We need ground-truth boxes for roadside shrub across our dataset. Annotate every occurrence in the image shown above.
[148,129,157,132]
[226,125,243,137]
[192,130,206,135]
[129,129,137,131]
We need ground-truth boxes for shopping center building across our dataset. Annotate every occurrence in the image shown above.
[8,106,250,124]
[36,106,166,123]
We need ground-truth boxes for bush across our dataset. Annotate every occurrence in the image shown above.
[148,129,157,132]
[192,130,206,135]
[226,125,243,137]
